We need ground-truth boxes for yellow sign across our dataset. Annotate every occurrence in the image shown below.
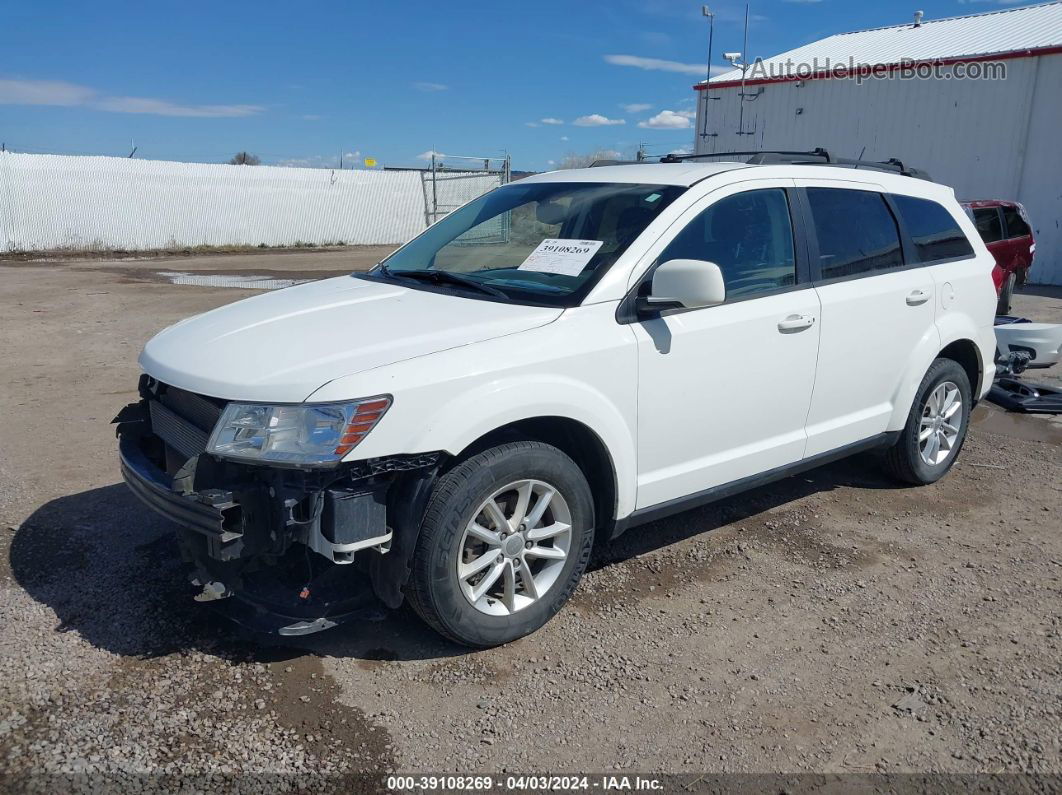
[364,158,377,168]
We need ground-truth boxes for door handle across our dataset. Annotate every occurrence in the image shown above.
[906,289,931,306]
[777,314,815,333]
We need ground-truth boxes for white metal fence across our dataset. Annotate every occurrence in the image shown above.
[0,152,503,251]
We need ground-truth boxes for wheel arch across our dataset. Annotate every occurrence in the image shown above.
[454,416,620,538]
[937,338,983,399]
[887,324,986,432]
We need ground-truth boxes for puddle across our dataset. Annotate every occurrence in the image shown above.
[157,271,310,289]
[971,404,1062,446]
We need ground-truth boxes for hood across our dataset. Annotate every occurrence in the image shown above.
[140,276,562,402]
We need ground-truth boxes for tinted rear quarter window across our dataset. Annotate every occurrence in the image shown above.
[970,207,1003,243]
[1002,206,1031,239]
[892,195,975,263]
[806,188,902,280]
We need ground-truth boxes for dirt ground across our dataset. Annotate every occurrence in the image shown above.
[0,252,1059,789]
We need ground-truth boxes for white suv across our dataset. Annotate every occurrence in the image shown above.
[117,160,997,646]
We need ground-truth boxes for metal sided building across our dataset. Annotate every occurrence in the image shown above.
[693,2,1062,285]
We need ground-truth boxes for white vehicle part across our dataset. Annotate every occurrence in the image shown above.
[625,177,819,509]
[884,255,996,434]
[807,264,937,455]
[648,258,726,309]
[139,276,562,402]
[301,524,392,565]
[307,302,639,520]
[994,322,1062,368]
[633,288,821,509]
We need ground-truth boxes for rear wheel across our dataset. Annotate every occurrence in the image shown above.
[997,271,1016,315]
[884,358,972,485]
[407,441,594,647]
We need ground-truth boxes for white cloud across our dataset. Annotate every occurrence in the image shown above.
[540,117,564,125]
[668,147,693,156]
[560,135,569,141]
[0,78,95,105]
[638,110,693,129]
[525,121,540,127]
[621,102,652,113]
[412,81,448,91]
[604,54,707,76]
[275,154,339,168]
[94,96,263,117]
[301,114,323,121]
[0,77,264,118]
[417,149,445,160]
[573,114,625,127]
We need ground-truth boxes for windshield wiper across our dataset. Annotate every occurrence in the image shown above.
[384,267,510,299]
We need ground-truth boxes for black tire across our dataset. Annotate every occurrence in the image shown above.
[884,358,972,485]
[406,441,595,648]
[997,271,1015,316]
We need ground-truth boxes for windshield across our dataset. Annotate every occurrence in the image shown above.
[365,181,685,306]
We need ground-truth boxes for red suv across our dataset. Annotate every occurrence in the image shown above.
[961,200,1034,315]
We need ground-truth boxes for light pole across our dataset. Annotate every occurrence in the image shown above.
[700,5,715,143]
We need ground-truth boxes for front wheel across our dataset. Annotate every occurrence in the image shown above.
[884,358,972,485]
[407,441,595,647]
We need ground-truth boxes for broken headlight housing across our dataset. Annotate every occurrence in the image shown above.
[206,396,391,467]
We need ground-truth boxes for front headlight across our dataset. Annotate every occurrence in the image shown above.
[206,396,391,467]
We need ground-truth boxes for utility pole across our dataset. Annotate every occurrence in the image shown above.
[738,2,751,136]
[700,5,716,143]
[430,148,438,223]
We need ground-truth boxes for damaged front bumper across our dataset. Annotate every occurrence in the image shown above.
[115,378,440,635]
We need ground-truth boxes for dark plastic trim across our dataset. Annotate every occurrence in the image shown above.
[611,432,899,538]
[119,436,236,541]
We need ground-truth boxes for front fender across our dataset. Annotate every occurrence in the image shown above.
[306,304,639,519]
[408,376,636,518]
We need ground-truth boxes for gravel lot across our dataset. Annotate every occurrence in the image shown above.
[1,251,1060,789]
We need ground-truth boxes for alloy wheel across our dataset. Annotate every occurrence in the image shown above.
[457,479,572,616]
[919,381,963,466]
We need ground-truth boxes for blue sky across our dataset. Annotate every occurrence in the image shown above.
[0,0,1023,171]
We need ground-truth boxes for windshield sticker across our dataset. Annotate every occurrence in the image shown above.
[518,239,604,277]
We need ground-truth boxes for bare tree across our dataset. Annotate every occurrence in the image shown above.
[556,149,631,169]
[229,152,261,166]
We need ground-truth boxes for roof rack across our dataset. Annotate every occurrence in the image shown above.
[658,148,931,180]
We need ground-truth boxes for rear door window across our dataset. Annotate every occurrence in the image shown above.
[806,188,903,280]
[969,207,1004,243]
[891,195,975,263]
[1002,206,1031,239]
